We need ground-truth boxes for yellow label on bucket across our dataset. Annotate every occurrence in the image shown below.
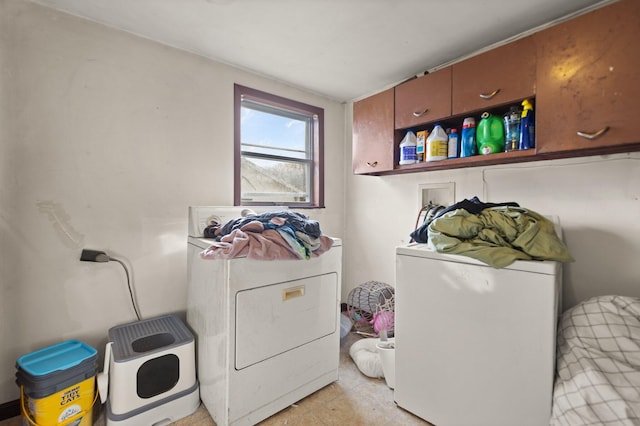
[24,377,95,426]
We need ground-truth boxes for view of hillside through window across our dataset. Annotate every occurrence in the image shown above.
[240,99,313,204]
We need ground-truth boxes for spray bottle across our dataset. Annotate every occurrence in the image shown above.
[518,99,535,150]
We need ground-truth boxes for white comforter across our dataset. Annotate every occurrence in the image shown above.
[552,295,640,425]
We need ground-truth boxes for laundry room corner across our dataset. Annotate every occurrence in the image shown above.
[0,0,347,407]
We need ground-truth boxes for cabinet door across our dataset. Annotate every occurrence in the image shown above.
[452,36,536,115]
[535,0,640,154]
[352,88,394,174]
[394,67,452,129]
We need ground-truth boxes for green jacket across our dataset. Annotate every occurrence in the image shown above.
[427,206,573,268]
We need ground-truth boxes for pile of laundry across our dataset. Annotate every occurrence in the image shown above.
[201,211,333,260]
[410,197,573,268]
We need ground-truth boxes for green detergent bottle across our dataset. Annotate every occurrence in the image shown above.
[477,112,505,155]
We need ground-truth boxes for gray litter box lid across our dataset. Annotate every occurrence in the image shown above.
[108,314,194,362]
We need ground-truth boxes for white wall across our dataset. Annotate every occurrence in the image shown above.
[3,0,639,409]
[0,0,346,403]
[345,98,640,313]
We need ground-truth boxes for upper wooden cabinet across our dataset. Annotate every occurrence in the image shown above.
[352,88,395,174]
[452,36,537,115]
[351,0,640,176]
[535,0,640,154]
[394,67,452,129]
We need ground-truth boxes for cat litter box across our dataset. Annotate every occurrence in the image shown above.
[99,314,200,426]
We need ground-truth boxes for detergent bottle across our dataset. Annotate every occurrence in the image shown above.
[399,130,417,165]
[447,128,459,159]
[416,130,428,162]
[426,124,448,162]
[518,99,535,150]
[476,112,505,155]
[460,117,477,157]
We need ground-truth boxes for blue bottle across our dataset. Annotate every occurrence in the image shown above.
[519,99,535,150]
[460,117,477,157]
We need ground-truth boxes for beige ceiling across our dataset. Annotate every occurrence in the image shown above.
[30,0,615,102]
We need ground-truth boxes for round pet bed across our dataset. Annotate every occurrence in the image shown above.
[349,337,384,379]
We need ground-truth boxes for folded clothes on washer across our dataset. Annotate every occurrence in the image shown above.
[201,214,333,260]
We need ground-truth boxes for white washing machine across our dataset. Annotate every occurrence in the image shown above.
[186,206,342,426]
[395,225,563,426]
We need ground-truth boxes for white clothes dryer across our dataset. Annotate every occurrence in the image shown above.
[186,206,342,426]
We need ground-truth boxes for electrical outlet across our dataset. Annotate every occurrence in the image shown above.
[80,249,109,262]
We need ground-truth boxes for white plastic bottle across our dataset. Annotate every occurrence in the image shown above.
[448,128,459,158]
[426,124,448,162]
[399,130,417,165]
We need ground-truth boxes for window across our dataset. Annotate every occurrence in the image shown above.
[234,84,324,208]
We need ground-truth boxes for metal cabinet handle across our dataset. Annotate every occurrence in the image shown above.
[479,89,500,100]
[577,126,610,140]
[412,108,429,117]
[366,161,378,167]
